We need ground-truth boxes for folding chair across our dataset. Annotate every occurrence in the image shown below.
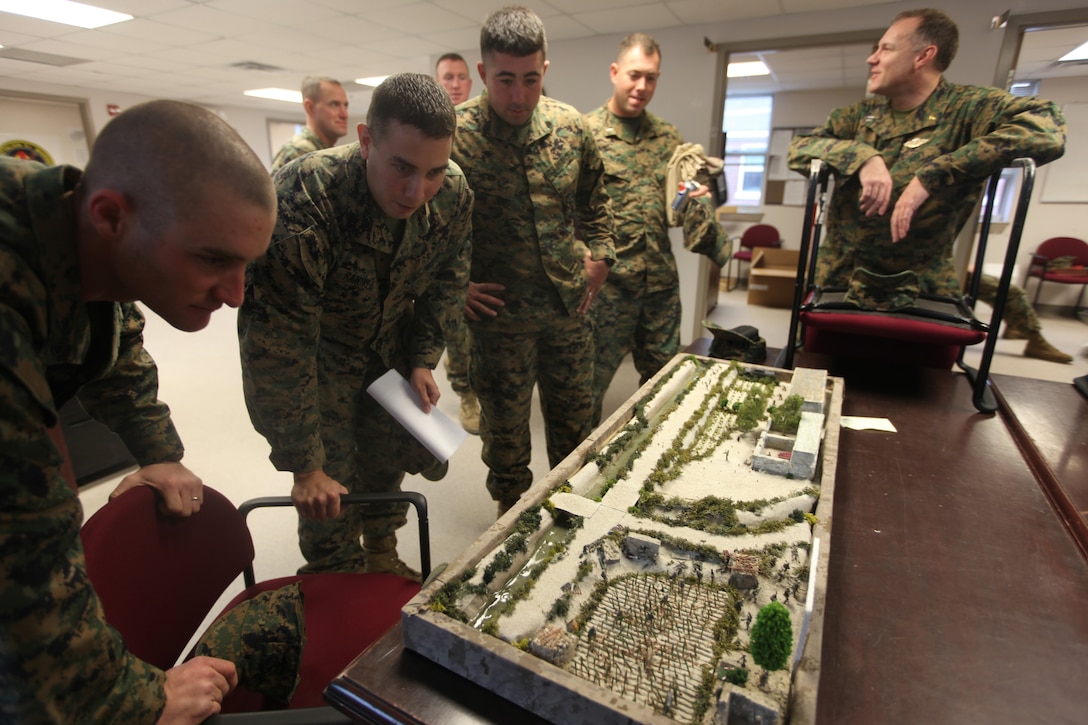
[727,223,783,290]
[776,158,1037,413]
[1025,236,1088,314]
[81,485,429,715]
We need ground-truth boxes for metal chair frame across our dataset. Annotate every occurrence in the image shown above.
[777,157,1037,413]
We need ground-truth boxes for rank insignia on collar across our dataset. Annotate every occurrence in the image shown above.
[904,136,930,149]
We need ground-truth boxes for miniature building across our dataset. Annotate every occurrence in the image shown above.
[787,367,827,414]
[623,532,661,560]
[530,625,575,666]
[729,553,761,590]
[787,412,824,480]
[751,412,824,480]
[601,539,622,565]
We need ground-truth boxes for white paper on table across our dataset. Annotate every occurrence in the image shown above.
[366,369,468,463]
[840,416,897,433]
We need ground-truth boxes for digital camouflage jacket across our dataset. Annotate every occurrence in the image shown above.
[788,77,1066,295]
[1,157,181,723]
[239,143,472,474]
[585,104,729,295]
[451,91,615,328]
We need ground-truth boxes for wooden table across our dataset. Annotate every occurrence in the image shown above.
[326,359,1088,725]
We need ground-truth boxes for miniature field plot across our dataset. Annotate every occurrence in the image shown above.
[403,356,843,725]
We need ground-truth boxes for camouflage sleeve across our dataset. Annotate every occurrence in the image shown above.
[1,306,166,723]
[914,95,1066,193]
[76,303,184,465]
[237,196,329,474]
[679,194,731,268]
[408,179,473,370]
[575,119,617,265]
[787,103,881,178]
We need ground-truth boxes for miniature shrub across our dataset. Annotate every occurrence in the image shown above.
[750,601,793,672]
[725,667,749,686]
[769,394,804,434]
[482,550,514,585]
[547,594,571,621]
[514,508,542,535]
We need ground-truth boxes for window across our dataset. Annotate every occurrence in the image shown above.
[722,95,773,207]
[979,167,1020,224]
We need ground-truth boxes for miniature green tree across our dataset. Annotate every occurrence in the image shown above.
[749,601,793,677]
[769,394,804,434]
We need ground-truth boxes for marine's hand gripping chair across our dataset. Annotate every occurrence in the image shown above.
[81,485,430,721]
[776,158,1037,413]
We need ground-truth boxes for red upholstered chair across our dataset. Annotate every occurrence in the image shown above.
[728,224,782,290]
[777,158,1038,413]
[1025,236,1088,314]
[81,485,428,716]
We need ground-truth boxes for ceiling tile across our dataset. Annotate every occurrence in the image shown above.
[207,0,344,25]
[365,3,478,35]
[667,0,776,25]
[96,18,219,46]
[574,4,683,35]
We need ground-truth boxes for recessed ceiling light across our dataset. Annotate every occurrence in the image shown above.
[0,0,132,29]
[355,75,389,88]
[1058,40,1088,62]
[728,61,770,78]
[244,88,302,103]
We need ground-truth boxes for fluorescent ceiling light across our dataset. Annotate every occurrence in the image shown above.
[1058,40,1088,62]
[244,88,302,103]
[355,75,389,88]
[727,61,770,78]
[0,0,132,29]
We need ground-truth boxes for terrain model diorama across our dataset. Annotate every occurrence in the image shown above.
[403,355,843,725]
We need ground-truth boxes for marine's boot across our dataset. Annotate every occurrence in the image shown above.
[1001,325,1029,340]
[1023,333,1073,364]
[460,392,481,435]
[364,535,421,582]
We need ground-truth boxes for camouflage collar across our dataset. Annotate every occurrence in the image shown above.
[26,163,83,311]
[594,104,669,144]
[299,126,330,150]
[23,162,98,365]
[862,76,950,137]
[474,89,553,146]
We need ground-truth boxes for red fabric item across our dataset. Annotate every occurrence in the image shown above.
[801,310,985,369]
[217,573,419,709]
[81,486,254,671]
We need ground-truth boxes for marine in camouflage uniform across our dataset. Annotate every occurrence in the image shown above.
[452,88,615,511]
[270,127,330,172]
[585,106,729,426]
[788,76,1065,296]
[239,142,472,574]
[0,157,177,723]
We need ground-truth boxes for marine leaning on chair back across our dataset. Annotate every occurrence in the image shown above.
[787,8,1066,320]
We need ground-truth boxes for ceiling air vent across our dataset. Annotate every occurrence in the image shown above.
[229,61,285,72]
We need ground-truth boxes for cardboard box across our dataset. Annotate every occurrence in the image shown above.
[747,247,801,308]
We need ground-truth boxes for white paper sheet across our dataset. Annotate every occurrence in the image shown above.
[367,369,468,463]
[840,416,897,433]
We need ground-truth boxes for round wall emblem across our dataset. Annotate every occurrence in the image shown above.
[0,140,55,165]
